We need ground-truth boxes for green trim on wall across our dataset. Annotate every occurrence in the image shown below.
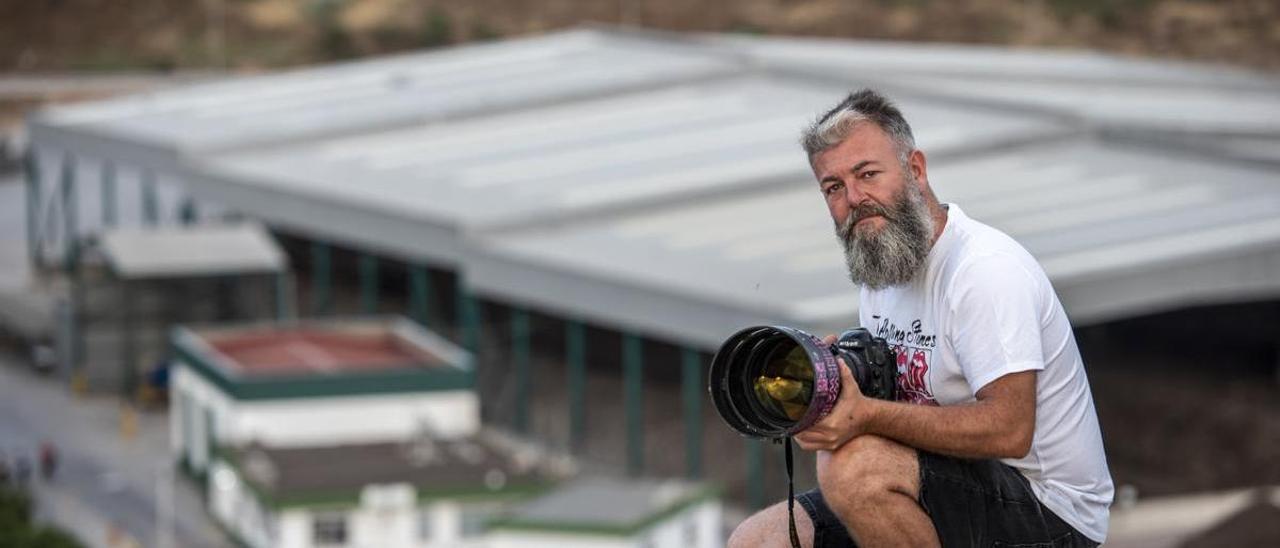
[488,486,721,537]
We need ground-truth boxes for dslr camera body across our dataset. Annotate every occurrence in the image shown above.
[709,326,898,440]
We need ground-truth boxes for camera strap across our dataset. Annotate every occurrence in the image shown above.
[785,437,801,548]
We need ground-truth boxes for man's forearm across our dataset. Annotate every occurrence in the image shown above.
[857,397,1033,460]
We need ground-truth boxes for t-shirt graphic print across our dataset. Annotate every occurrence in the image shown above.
[869,315,940,406]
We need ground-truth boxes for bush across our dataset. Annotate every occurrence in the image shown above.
[421,8,454,48]
[0,485,84,548]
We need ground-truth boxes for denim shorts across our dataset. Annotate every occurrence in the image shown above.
[796,451,1099,547]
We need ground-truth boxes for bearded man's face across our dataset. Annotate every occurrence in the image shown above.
[810,123,936,289]
[834,173,935,289]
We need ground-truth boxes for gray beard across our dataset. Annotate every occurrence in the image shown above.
[836,181,935,290]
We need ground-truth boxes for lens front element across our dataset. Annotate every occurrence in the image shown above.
[753,343,814,422]
[709,325,843,439]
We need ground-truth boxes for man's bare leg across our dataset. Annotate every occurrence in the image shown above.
[818,434,939,547]
[727,497,816,548]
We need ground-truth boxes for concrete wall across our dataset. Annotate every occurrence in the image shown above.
[209,460,275,548]
[222,477,494,548]
[209,459,721,548]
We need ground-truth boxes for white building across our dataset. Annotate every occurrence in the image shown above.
[170,316,479,474]
[171,316,718,548]
[207,437,560,548]
[170,317,518,548]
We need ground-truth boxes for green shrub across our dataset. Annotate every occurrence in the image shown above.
[0,485,84,548]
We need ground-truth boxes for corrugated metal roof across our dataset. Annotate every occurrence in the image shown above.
[183,74,1066,265]
[28,29,738,172]
[28,27,1280,350]
[701,33,1280,136]
[700,33,1280,89]
[465,139,1280,349]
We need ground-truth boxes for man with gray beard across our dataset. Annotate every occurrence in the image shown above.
[837,168,935,291]
[728,90,1112,547]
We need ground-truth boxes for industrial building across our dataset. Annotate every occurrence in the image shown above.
[22,24,1280,524]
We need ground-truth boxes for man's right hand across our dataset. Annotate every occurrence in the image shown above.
[793,334,871,452]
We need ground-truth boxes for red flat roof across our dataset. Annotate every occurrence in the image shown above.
[204,327,442,376]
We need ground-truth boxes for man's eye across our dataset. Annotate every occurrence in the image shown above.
[858,171,879,180]
[823,182,843,196]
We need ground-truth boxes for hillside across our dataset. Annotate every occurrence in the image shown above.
[2,0,1277,73]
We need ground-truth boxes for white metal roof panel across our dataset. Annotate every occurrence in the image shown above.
[702,34,1280,136]
[465,140,1280,350]
[28,29,739,170]
[702,33,1280,90]
[184,75,1066,264]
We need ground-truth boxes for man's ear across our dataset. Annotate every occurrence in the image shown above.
[909,149,928,186]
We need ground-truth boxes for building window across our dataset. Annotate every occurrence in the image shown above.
[459,504,498,538]
[312,512,348,546]
[418,509,433,540]
[684,518,699,546]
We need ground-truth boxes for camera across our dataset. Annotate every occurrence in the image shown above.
[708,326,897,439]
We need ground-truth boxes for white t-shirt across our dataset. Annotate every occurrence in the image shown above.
[858,204,1114,543]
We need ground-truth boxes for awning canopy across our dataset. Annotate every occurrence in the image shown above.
[100,223,286,280]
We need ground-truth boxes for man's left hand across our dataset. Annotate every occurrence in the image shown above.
[793,335,870,452]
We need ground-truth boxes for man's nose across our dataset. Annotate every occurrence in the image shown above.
[842,180,868,206]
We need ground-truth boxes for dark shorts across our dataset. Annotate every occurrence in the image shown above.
[796,451,1099,547]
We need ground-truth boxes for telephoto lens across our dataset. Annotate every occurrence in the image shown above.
[708,325,897,439]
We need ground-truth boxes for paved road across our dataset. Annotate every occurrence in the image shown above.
[0,356,231,548]
[0,175,228,547]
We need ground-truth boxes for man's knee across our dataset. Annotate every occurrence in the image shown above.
[728,500,814,548]
[818,435,920,513]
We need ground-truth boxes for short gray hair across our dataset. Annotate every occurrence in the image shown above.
[800,89,916,165]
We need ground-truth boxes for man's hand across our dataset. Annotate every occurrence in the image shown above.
[793,335,870,452]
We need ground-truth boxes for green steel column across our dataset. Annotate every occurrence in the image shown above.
[101,160,117,227]
[746,438,766,510]
[624,332,643,477]
[274,272,291,320]
[141,170,159,226]
[455,282,479,354]
[60,154,78,273]
[178,197,198,225]
[566,320,586,452]
[511,307,531,435]
[309,241,332,315]
[408,264,432,327]
[205,407,217,460]
[682,347,703,479]
[24,149,41,267]
[359,253,379,314]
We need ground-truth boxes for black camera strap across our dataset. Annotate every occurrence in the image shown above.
[785,437,801,548]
